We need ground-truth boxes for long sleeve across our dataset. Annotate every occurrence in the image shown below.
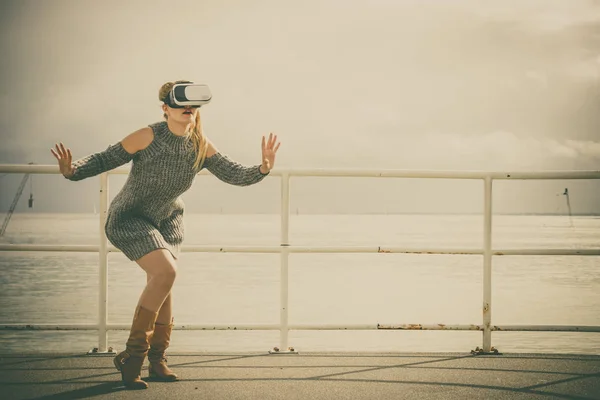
[67,142,134,181]
[203,152,269,186]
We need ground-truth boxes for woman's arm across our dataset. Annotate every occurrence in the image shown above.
[203,152,269,187]
[202,133,280,187]
[52,127,154,181]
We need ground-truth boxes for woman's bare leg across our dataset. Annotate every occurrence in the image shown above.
[134,249,177,313]
[144,273,173,325]
[114,248,176,390]
[139,250,178,381]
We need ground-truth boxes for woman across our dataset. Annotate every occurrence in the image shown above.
[50,80,281,390]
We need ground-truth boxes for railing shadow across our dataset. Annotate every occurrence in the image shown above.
[24,382,125,400]
[2,353,599,400]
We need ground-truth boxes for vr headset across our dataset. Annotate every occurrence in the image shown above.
[163,83,212,108]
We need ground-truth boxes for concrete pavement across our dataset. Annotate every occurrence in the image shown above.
[1,352,599,399]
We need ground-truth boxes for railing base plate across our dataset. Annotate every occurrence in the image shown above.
[470,346,502,355]
[87,347,117,356]
[269,347,298,354]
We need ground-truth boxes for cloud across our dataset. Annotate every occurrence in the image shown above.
[2,0,600,161]
[565,139,600,158]
[467,0,600,31]
[333,129,600,172]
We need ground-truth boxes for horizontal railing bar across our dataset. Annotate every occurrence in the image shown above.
[493,249,600,256]
[171,324,281,330]
[2,323,599,332]
[0,165,64,174]
[181,246,485,255]
[2,164,599,180]
[376,324,484,331]
[1,244,599,256]
[488,171,600,180]
[0,324,281,331]
[376,324,600,332]
[283,169,600,180]
[281,169,489,179]
[0,245,101,252]
[492,325,600,332]
[2,244,600,257]
[0,324,100,330]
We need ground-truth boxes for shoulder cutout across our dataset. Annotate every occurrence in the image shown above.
[205,137,219,158]
[120,127,155,154]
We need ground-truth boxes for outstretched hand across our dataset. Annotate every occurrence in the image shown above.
[50,143,75,178]
[260,133,281,174]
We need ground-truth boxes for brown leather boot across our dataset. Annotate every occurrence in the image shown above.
[113,306,158,390]
[148,317,179,381]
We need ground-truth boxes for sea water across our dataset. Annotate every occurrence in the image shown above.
[0,213,598,355]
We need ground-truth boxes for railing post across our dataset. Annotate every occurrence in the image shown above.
[98,172,109,352]
[482,175,493,352]
[271,172,294,353]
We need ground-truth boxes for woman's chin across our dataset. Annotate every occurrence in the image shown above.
[174,116,193,124]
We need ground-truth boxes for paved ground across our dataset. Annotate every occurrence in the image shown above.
[1,352,599,399]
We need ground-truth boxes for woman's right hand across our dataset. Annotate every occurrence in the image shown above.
[50,143,75,178]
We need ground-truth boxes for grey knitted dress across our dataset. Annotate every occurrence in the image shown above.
[67,120,268,261]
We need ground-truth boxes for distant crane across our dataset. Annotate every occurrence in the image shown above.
[0,162,34,236]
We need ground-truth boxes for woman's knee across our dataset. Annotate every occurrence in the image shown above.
[155,265,177,286]
[137,249,178,286]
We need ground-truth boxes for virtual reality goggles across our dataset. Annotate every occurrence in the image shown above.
[163,83,212,108]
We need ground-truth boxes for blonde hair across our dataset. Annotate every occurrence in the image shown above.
[159,80,209,170]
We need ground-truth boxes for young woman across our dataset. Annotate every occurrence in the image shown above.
[51,80,281,390]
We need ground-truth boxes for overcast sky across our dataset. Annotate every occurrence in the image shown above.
[1,0,599,214]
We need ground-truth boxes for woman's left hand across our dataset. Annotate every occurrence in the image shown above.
[260,132,281,174]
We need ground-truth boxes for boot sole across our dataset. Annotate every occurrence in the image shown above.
[147,371,179,382]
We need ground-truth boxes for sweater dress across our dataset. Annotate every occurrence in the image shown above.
[67,121,268,261]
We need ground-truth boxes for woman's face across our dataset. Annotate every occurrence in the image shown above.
[163,104,198,124]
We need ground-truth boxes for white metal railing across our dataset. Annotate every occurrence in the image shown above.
[1,164,599,355]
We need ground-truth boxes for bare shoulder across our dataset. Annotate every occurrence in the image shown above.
[120,127,155,154]
[205,136,219,158]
